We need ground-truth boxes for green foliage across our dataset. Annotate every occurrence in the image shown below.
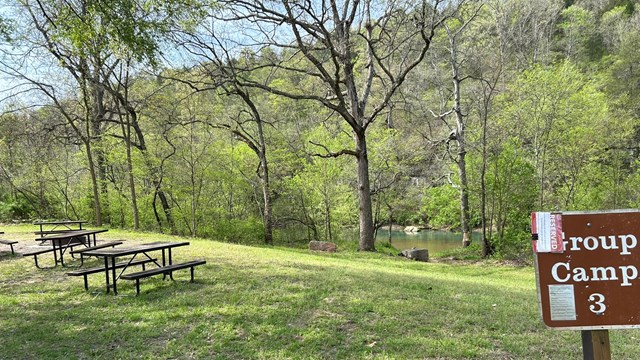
[280,123,357,243]
[39,0,206,65]
[486,141,537,255]
[495,61,613,211]
[389,185,426,225]
[558,6,604,61]
[605,0,636,16]
[465,138,537,259]
[493,220,534,262]
[421,185,461,230]
[208,217,265,244]
[0,198,32,221]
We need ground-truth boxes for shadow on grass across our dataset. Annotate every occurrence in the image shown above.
[0,251,19,262]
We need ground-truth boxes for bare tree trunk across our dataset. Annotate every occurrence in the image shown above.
[255,104,274,245]
[110,84,176,233]
[356,132,375,251]
[190,158,197,237]
[124,119,139,230]
[136,151,176,233]
[156,185,175,232]
[208,88,275,245]
[299,190,317,241]
[457,147,471,247]
[451,48,471,248]
[118,65,140,230]
[127,152,139,229]
[85,141,102,226]
[324,189,332,242]
[480,104,492,258]
[89,59,110,225]
[78,57,103,227]
[388,219,392,244]
[260,156,273,245]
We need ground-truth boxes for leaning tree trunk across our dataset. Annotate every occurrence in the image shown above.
[226,89,275,246]
[119,96,176,234]
[453,100,471,247]
[261,173,273,245]
[119,66,140,230]
[480,115,492,257]
[355,131,375,251]
[458,145,471,247]
[259,152,273,245]
[123,118,140,230]
[90,66,110,224]
[324,191,332,242]
[84,140,102,226]
[450,41,471,248]
[156,184,176,233]
[480,77,499,258]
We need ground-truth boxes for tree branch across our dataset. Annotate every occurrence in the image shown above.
[309,140,357,158]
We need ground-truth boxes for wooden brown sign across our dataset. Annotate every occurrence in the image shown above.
[533,210,640,330]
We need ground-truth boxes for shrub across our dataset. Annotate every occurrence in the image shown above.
[0,198,33,221]
[421,185,460,230]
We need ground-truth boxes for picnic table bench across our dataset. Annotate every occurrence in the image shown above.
[121,260,206,295]
[22,246,58,268]
[0,239,18,254]
[67,257,156,291]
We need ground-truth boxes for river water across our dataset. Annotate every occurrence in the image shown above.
[375,230,480,254]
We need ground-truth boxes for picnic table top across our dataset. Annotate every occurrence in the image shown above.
[82,241,190,257]
[35,229,108,241]
[33,220,88,226]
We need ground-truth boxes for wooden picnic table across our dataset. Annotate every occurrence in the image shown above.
[82,241,194,295]
[28,229,108,268]
[33,220,88,236]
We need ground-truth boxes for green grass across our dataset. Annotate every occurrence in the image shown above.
[0,225,638,359]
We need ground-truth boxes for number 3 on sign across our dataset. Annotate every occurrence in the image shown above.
[588,293,606,315]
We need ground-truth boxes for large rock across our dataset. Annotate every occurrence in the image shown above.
[401,248,429,262]
[309,241,337,252]
[403,226,419,233]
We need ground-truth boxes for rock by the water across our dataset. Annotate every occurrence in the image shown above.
[309,241,337,252]
[382,224,405,231]
[404,226,421,233]
[401,248,429,262]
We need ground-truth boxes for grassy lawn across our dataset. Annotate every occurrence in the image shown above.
[0,225,638,359]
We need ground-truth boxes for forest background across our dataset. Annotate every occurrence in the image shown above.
[0,0,638,260]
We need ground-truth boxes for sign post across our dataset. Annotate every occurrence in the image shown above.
[532,209,640,359]
[581,330,611,360]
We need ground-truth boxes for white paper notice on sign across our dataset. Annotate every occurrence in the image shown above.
[531,212,564,253]
[548,284,577,321]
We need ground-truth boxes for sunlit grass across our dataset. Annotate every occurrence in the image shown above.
[0,224,637,359]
